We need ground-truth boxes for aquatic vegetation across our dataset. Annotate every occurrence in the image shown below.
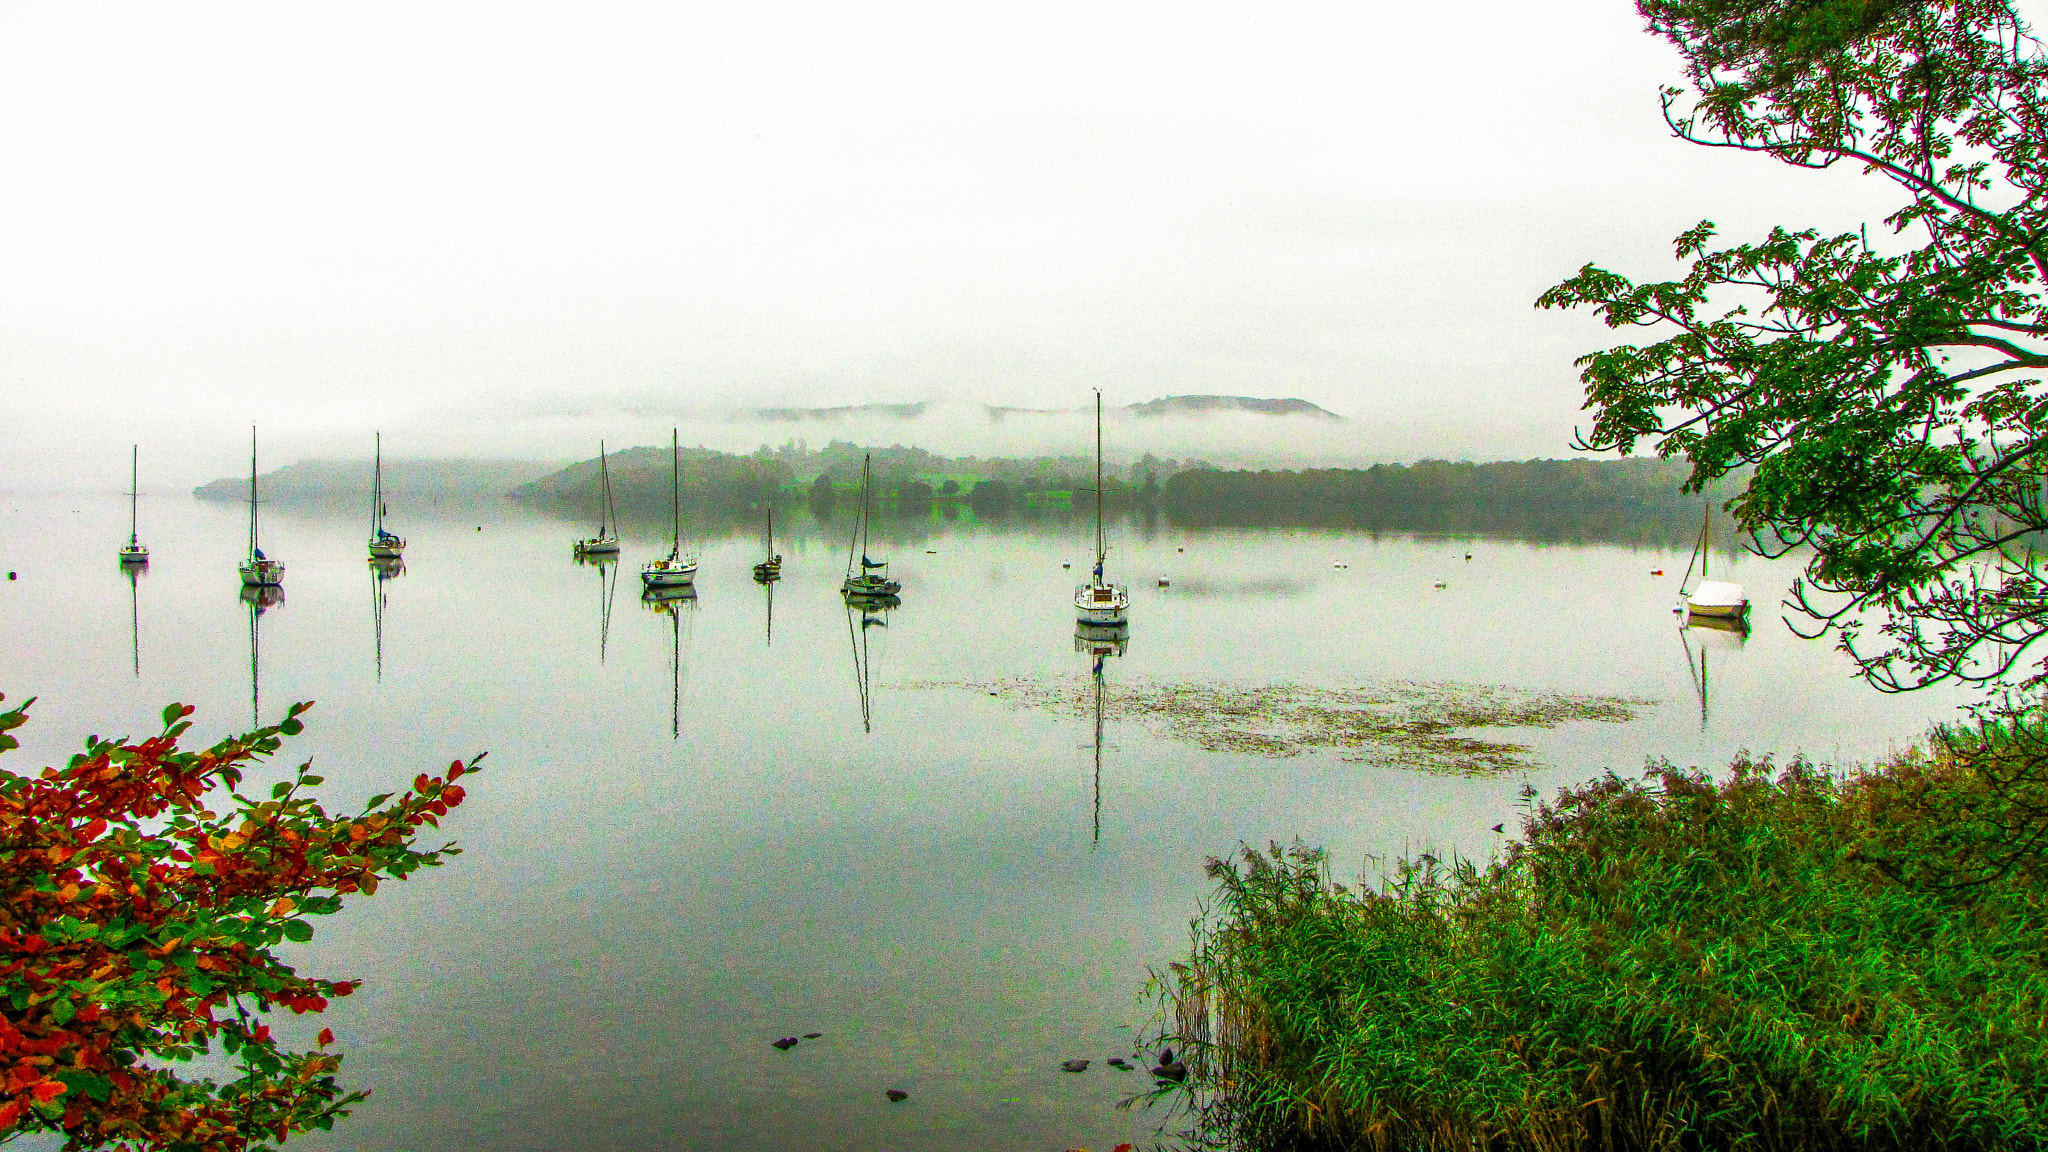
[1153,753,2048,1151]
[911,678,1646,776]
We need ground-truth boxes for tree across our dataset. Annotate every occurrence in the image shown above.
[0,694,480,1150]
[1538,0,2048,695]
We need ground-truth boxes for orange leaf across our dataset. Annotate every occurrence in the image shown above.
[29,1080,63,1103]
[413,774,430,793]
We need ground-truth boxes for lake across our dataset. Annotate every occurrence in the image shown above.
[0,491,1965,1151]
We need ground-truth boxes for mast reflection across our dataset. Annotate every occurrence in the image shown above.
[369,555,404,680]
[845,593,898,734]
[643,584,697,739]
[122,559,145,678]
[1679,613,1747,729]
[578,551,620,665]
[1075,622,1127,844]
[240,584,284,728]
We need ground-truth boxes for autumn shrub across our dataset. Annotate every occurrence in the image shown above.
[0,693,480,1151]
[1159,752,2048,1152]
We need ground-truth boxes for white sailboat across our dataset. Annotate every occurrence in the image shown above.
[118,444,148,565]
[641,429,698,588]
[1074,390,1129,626]
[574,441,622,556]
[237,428,283,588]
[368,432,406,559]
[841,454,900,600]
[1679,503,1748,623]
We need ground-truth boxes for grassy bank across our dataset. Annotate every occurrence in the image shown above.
[1157,741,2048,1151]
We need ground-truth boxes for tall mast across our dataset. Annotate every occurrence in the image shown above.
[247,427,259,560]
[371,432,382,537]
[1094,389,1105,573]
[598,440,613,536]
[670,428,681,559]
[128,445,140,546]
[1702,503,1710,582]
[859,455,873,565]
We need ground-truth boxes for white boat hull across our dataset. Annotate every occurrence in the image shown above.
[842,576,900,598]
[239,559,284,587]
[575,537,619,555]
[118,545,148,564]
[1685,579,1749,619]
[1075,582,1129,625]
[369,537,405,558]
[641,559,697,587]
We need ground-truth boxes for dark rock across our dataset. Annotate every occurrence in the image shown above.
[885,1089,909,1102]
[803,1032,822,1039]
[1157,1048,1174,1065]
[1152,1061,1188,1083]
[771,1037,799,1050]
[1106,1058,1132,1070]
[1060,1058,1089,1073]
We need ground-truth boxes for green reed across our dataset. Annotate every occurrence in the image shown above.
[1157,751,2048,1151]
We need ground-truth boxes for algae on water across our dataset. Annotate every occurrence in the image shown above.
[908,678,1649,776]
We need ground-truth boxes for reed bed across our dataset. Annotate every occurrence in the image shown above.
[1156,750,2048,1151]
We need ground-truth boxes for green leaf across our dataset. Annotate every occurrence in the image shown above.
[279,717,303,736]
[49,996,74,1024]
[282,919,314,943]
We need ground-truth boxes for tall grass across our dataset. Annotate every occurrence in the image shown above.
[1159,751,2048,1151]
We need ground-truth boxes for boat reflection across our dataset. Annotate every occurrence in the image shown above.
[240,584,283,728]
[1680,612,1747,728]
[122,560,144,678]
[643,584,697,739]
[578,551,621,665]
[1074,621,1129,658]
[370,556,404,680]
[845,595,897,734]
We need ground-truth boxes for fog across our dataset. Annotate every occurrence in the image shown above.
[0,0,1964,493]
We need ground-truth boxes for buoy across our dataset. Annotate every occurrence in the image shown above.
[1157,578,1170,587]
[1651,569,1664,576]
[1434,582,1448,589]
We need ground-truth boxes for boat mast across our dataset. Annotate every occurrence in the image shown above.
[669,428,681,560]
[247,427,260,561]
[128,445,140,547]
[598,441,614,537]
[371,432,382,538]
[860,455,873,567]
[1094,389,1105,578]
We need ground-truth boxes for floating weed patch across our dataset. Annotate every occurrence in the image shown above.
[904,678,1648,776]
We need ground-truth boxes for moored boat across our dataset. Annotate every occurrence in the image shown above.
[642,429,698,589]
[237,428,283,588]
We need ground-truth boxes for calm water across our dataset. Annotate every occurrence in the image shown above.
[0,492,1963,1151]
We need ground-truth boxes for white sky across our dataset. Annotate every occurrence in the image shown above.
[0,0,1944,490]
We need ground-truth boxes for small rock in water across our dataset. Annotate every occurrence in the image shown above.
[771,1037,799,1050]
[1157,1048,1174,1065]
[1060,1058,1090,1073]
[1106,1058,1132,1070]
[1152,1060,1188,1083]
[803,1032,822,1039]
[1490,823,1505,834]
[885,1089,909,1103]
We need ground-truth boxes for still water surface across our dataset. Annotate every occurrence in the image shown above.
[0,493,1963,1151]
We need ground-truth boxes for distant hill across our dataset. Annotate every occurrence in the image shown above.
[193,458,558,503]
[1124,395,1343,420]
[752,402,929,422]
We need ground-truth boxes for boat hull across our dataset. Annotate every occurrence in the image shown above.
[641,560,697,587]
[1075,582,1129,625]
[842,576,900,599]
[238,559,284,587]
[368,537,405,559]
[118,545,148,564]
[575,537,620,555]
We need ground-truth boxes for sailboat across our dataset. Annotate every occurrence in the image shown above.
[1678,503,1749,623]
[237,428,284,588]
[118,445,148,565]
[368,432,406,559]
[753,507,782,582]
[574,441,622,556]
[1074,390,1129,626]
[641,429,698,588]
[841,454,900,600]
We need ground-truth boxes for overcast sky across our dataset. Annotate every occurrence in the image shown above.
[0,0,1943,490]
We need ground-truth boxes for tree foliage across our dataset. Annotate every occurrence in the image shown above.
[1538,0,2048,693]
[0,694,479,1151]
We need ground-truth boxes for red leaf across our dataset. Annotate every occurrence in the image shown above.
[29,1080,64,1103]
[0,1100,22,1129]
[317,1028,334,1047]
[442,785,465,806]
[448,762,464,780]
[413,774,430,793]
